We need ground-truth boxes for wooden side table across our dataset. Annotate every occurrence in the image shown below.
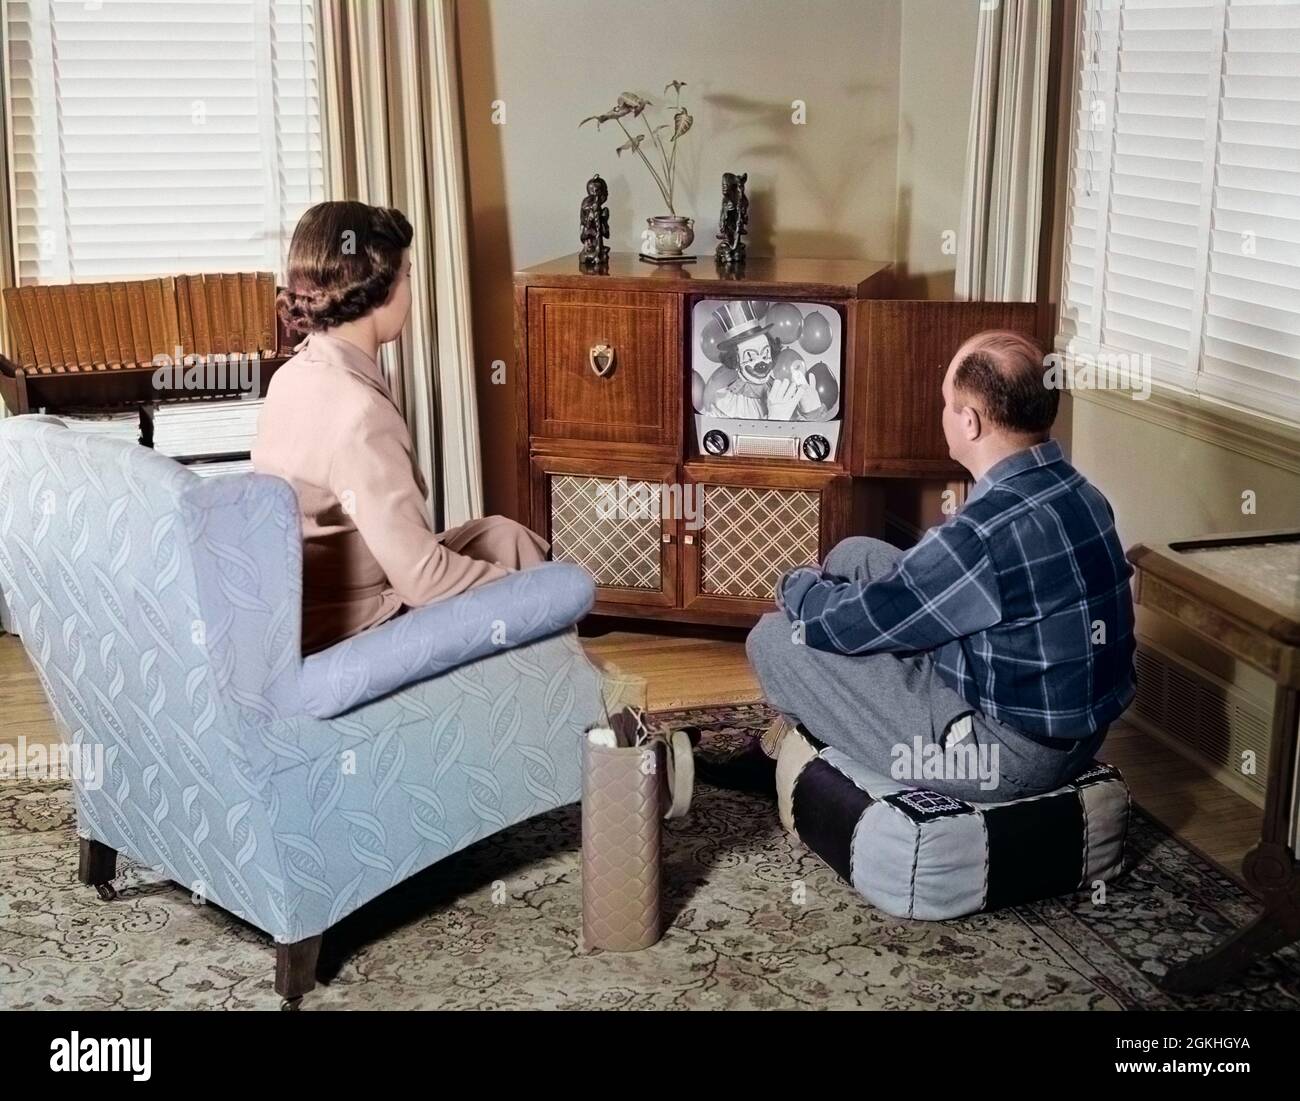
[1128,530,1300,990]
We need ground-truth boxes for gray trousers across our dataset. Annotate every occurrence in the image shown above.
[747,537,1106,803]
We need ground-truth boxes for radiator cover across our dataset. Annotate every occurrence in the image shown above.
[1132,640,1271,804]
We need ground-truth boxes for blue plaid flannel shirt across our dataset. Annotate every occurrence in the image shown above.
[779,440,1136,740]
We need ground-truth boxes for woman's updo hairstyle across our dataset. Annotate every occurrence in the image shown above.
[278,200,414,334]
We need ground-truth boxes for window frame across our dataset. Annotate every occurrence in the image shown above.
[1056,0,1300,429]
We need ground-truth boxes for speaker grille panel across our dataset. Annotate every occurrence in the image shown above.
[550,474,662,591]
[700,484,819,600]
[734,434,799,459]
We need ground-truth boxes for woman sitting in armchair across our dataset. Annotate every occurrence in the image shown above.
[253,200,546,654]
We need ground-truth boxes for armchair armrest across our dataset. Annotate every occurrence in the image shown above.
[298,561,595,718]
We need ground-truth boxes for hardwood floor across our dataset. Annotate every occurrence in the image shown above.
[1,633,62,751]
[581,623,759,711]
[1,626,1264,887]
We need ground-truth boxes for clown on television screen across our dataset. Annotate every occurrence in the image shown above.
[691,299,843,462]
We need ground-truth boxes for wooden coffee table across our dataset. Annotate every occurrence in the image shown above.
[1128,529,1300,990]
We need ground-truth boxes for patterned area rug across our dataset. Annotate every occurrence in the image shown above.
[2,702,1298,1010]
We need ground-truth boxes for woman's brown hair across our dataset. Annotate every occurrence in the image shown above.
[278,200,413,334]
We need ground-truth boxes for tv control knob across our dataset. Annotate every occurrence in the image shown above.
[802,434,831,462]
[703,429,730,456]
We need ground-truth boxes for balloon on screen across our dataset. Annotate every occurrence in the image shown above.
[766,302,804,345]
[770,347,805,383]
[691,369,706,410]
[701,366,739,411]
[807,361,839,410]
[699,318,725,362]
[799,310,832,355]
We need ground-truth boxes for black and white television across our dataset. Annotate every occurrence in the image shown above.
[690,298,842,462]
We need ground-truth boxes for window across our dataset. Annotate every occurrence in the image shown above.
[2,0,325,283]
[1059,0,1300,426]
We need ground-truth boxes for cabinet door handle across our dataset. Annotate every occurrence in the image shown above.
[683,534,695,545]
[589,343,616,377]
[661,532,674,544]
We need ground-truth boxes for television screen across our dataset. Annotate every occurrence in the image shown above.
[691,299,842,422]
[691,298,843,461]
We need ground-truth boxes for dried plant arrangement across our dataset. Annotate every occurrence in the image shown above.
[581,81,693,215]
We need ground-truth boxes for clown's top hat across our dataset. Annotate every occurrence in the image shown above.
[713,300,772,350]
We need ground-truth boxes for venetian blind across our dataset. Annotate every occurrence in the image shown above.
[3,0,325,283]
[1059,0,1300,425]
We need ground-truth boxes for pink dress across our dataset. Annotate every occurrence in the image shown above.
[252,331,547,653]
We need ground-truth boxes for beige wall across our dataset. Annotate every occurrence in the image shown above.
[886,0,982,531]
[1073,404,1300,552]
[1071,393,1300,697]
[459,0,927,516]
[894,0,979,298]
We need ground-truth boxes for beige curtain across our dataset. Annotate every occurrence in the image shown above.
[0,22,13,426]
[0,25,12,635]
[955,0,1052,302]
[319,0,485,528]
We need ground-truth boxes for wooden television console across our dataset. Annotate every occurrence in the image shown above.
[514,252,1035,627]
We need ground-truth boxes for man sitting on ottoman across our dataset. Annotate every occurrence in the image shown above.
[746,330,1136,802]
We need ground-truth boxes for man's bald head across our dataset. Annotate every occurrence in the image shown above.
[950,330,1056,437]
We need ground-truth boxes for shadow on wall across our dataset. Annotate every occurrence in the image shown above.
[894,114,960,300]
[705,87,895,259]
[894,183,961,299]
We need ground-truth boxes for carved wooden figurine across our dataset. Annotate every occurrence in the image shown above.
[715,171,749,265]
[579,174,611,268]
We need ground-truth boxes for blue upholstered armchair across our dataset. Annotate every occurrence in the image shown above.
[0,416,603,1004]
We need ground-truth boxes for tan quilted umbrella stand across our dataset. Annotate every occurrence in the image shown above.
[581,738,664,952]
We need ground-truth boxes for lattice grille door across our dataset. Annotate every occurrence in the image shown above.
[550,474,663,591]
[700,484,820,600]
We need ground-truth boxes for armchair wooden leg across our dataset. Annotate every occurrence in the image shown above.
[275,935,323,1009]
[77,837,118,900]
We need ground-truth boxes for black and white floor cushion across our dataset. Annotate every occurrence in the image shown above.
[775,725,1130,920]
